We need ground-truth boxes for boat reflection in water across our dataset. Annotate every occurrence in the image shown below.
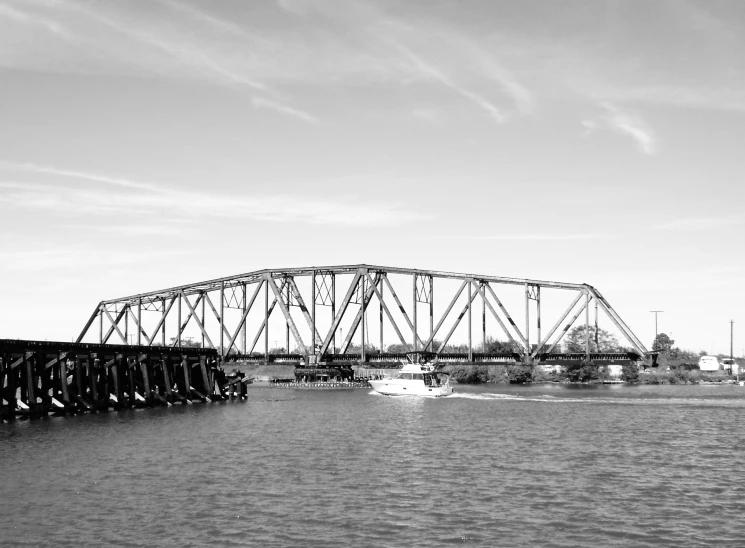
[368,352,453,397]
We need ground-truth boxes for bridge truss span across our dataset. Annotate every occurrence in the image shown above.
[77,264,648,364]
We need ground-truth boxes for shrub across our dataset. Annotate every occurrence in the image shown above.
[507,364,533,384]
[621,364,640,383]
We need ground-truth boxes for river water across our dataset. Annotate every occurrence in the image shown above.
[2,383,744,547]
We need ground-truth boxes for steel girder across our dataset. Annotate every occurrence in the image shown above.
[77,264,649,363]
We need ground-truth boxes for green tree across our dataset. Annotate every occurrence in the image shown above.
[564,362,600,382]
[564,326,620,352]
[168,337,202,348]
[507,364,533,383]
[652,333,674,352]
[621,364,640,383]
[481,336,521,354]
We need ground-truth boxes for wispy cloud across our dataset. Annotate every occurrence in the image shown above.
[0,2,72,38]
[448,233,612,241]
[391,41,506,123]
[251,97,320,124]
[1,0,318,123]
[653,216,744,231]
[583,103,656,155]
[0,162,430,227]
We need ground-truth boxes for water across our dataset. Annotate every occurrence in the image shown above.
[2,384,745,547]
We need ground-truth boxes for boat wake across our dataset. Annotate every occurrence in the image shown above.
[447,392,745,407]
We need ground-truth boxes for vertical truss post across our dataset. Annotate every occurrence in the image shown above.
[201,293,206,349]
[524,284,530,357]
[99,305,103,344]
[536,286,541,354]
[312,270,316,355]
[124,306,129,345]
[380,280,384,353]
[220,282,225,358]
[242,283,247,354]
[285,283,290,353]
[585,291,591,362]
[429,276,434,352]
[137,299,142,346]
[468,282,472,362]
[161,298,166,346]
[177,293,182,348]
[482,283,486,352]
[264,280,269,359]
[361,275,366,362]
[413,274,418,351]
[331,274,336,354]
[594,297,599,350]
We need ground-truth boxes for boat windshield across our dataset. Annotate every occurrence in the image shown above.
[393,372,425,381]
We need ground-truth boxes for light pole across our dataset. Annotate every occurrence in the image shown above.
[650,310,664,345]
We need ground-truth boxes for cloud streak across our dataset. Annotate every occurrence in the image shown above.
[0,162,430,227]
[583,103,656,155]
[1,0,319,123]
[391,41,506,123]
[652,216,744,231]
[448,233,612,241]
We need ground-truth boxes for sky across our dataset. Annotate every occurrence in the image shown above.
[0,0,743,355]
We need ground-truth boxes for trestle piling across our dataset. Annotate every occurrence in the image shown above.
[0,339,239,422]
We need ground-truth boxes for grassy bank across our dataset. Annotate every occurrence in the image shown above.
[442,364,739,385]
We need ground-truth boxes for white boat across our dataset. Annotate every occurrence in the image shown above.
[368,352,453,397]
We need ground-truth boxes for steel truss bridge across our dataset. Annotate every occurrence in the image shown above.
[76,265,649,365]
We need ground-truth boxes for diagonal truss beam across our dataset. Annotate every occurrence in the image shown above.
[382,274,425,349]
[266,275,306,355]
[531,290,584,357]
[76,303,102,343]
[126,307,149,345]
[319,270,363,356]
[484,283,526,346]
[180,292,216,350]
[288,277,322,347]
[103,306,127,344]
[248,278,289,355]
[340,273,382,353]
[365,273,408,348]
[544,292,592,355]
[590,288,648,355]
[147,296,177,345]
[436,282,479,354]
[222,281,264,355]
[422,280,467,351]
[170,293,205,347]
[204,291,232,348]
[471,281,520,351]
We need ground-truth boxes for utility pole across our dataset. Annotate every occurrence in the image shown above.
[650,310,664,344]
[730,320,734,361]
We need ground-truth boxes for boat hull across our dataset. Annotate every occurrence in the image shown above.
[368,380,453,397]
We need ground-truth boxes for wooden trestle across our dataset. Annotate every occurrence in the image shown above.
[0,339,244,422]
